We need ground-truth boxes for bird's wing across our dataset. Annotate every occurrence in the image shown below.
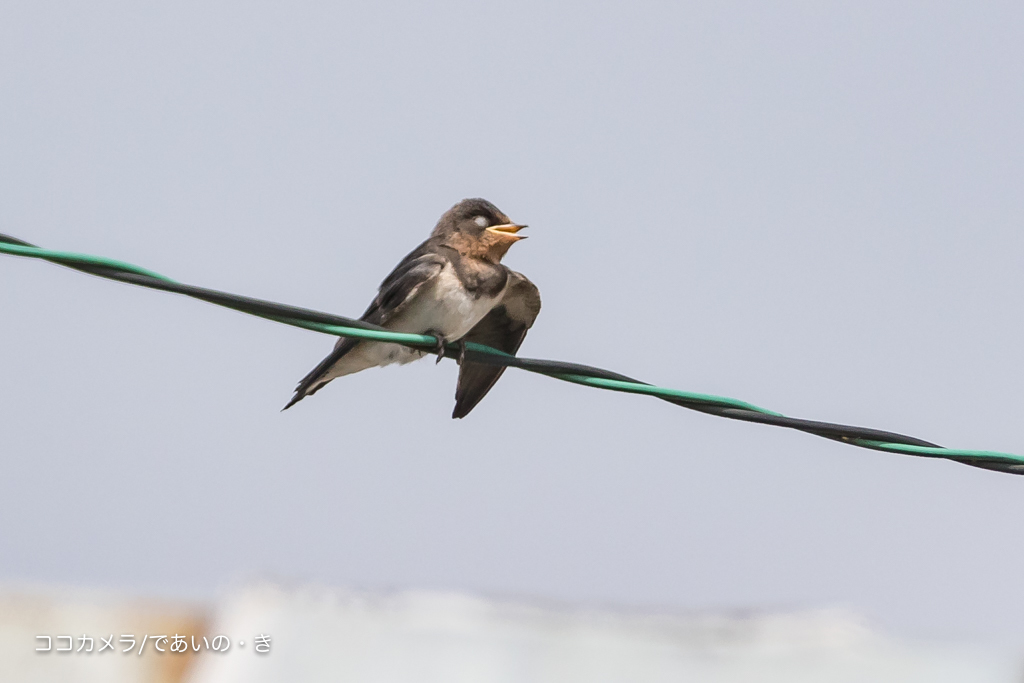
[360,248,449,326]
[283,248,447,409]
[452,269,541,418]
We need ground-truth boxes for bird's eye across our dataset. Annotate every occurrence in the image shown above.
[474,216,489,228]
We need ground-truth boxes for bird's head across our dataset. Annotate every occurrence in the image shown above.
[433,198,527,262]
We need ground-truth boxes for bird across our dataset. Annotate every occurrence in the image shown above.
[283,198,541,418]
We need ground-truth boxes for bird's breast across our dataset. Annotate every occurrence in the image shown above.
[389,262,503,341]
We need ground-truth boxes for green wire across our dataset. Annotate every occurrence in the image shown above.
[0,242,174,282]
[3,238,1022,471]
[855,440,1024,465]
[551,375,784,416]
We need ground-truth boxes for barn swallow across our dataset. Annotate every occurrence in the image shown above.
[283,198,541,418]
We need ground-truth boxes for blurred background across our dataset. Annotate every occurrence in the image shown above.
[1,1,1022,680]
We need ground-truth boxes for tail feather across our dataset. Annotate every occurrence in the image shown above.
[282,337,361,410]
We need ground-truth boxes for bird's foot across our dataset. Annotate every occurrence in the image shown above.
[426,329,449,364]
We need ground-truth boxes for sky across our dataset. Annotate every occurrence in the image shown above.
[1,1,1023,645]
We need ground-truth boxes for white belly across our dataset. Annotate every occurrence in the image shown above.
[388,264,501,340]
[325,264,503,378]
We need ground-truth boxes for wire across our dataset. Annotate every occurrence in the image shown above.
[2,232,1021,476]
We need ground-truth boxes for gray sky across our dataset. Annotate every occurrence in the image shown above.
[1,1,1023,644]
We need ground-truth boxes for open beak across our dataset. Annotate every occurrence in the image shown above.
[486,223,528,240]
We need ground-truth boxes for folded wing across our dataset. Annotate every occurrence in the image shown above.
[452,270,541,418]
[283,249,446,409]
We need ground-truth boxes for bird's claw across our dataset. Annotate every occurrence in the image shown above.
[427,330,448,364]
[426,331,466,366]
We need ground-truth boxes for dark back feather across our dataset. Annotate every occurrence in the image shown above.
[452,271,541,418]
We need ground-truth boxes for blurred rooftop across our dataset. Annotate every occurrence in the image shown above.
[3,583,1020,682]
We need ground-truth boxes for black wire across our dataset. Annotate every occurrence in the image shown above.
[3,232,1019,475]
